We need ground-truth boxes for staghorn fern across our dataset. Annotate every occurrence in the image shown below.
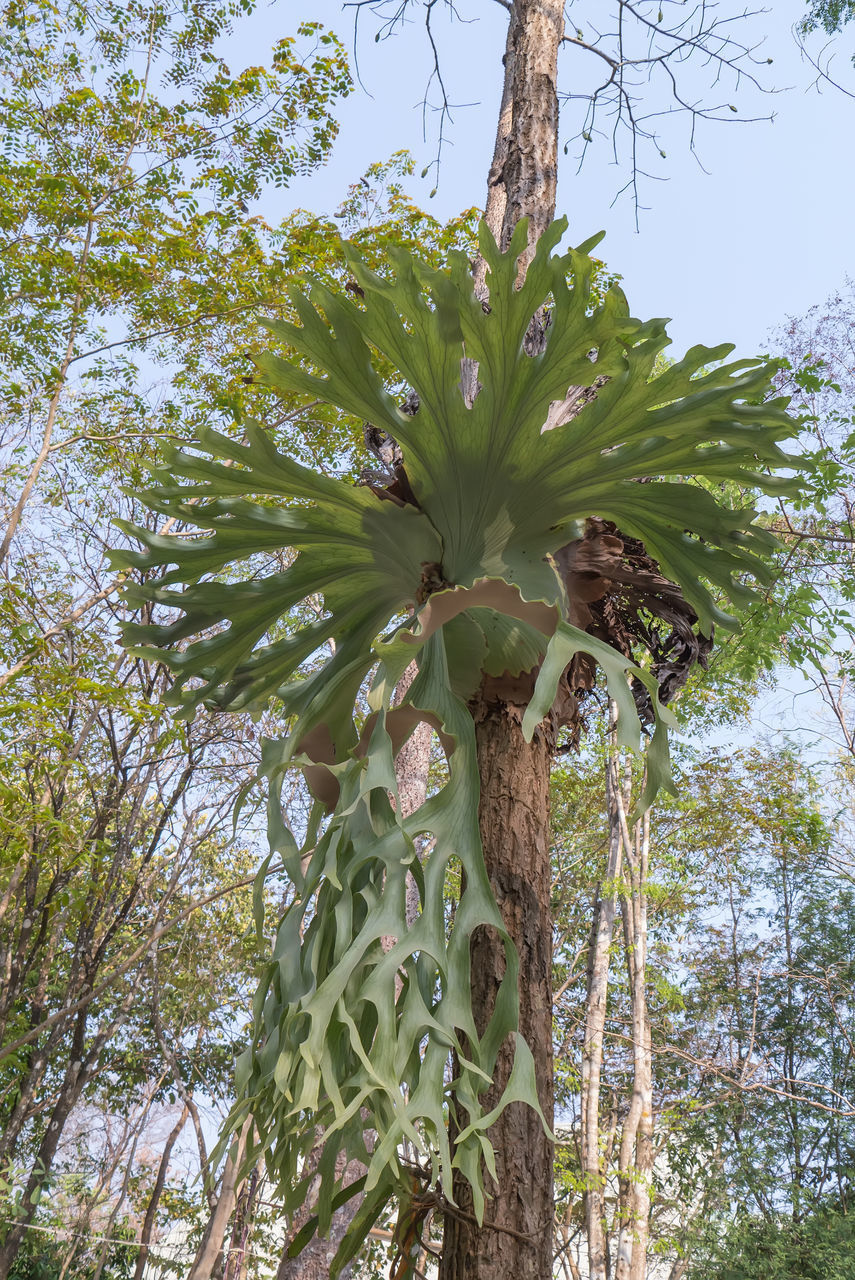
[113,218,802,1273]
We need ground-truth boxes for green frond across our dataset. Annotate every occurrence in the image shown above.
[114,220,803,1272]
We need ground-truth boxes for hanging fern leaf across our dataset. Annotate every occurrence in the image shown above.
[113,217,801,1274]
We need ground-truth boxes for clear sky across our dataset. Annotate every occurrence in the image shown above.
[251,0,855,360]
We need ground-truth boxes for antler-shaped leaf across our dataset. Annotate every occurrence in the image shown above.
[113,221,801,1273]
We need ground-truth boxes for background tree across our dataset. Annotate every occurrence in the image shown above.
[548,734,855,1280]
[0,3,478,1275]
[801,0,855,37]
[4,2,852,1278]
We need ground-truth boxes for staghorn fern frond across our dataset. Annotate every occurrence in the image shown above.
[113,218,802,1273]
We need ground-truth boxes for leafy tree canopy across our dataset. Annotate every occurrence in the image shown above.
[800,0,855,33]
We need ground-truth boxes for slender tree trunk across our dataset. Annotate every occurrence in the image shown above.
[0,1002,126,1280]
[629,815,653,1280]
[187,1118,252,1280]
[57,1107,145,1280]
[0,1078,84,1280]
[90,1121,145,1280]
[440,699,555,1280]
[224,1165,260,1280]
[152,1017,217,1209]
[580,746,627,1280]
[132,1106,189,1280]
[615,809,653,1280]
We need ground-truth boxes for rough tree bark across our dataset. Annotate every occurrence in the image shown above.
[439,700,555,1280]
[477,0,563,273]
[440,4,564,1275]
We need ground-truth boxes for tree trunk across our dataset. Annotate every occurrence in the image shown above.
[581,747,627,1280]
[224,1165,260,1280]
[614,809,653,1280]
[275,1153,366,1280]
[440,5,564,1276]
[91,1121,144,1280]
[132,1106,189,1280]
[0,1002,123,1280]
[187,1118,252,1280]
[440,697,555,1280]
[479,0,563,265]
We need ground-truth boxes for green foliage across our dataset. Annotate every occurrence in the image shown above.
[654,750,855,1268]
[0,0,359,530]
[0,3,502,1275]
[548,736,855,1273]
[0,0,351,389]
[701,1205,855,1279]
[117,221,803,1272]
[4,1184,135,1279]
[799,0,855,33]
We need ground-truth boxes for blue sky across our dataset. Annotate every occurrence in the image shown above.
[254,0,855,361]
